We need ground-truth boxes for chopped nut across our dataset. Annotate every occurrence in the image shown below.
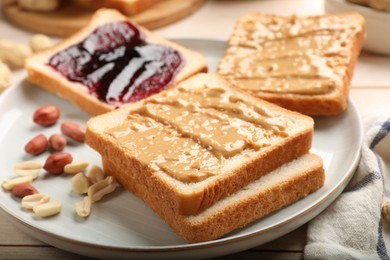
[75,196,92,218]
[64,161,89,175]
[33,201,62,217]
[21,193,50,210]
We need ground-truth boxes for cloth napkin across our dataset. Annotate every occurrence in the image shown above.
[305,103,390,260]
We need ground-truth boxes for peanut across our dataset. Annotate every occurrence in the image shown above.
[71,172,91,194]
[64,161,89,175]
[49,134,67,151]
[88,176,116,202]
[33,105,60,126]
[87,165,105,184]
[11,183,38,198]
[14,160,42,179]
[61,122,86,142]
[29,34,53,53]
[75,196,92,218]
[21,193,50,210]
[0,61,11,93]
[33,201,62,217]
[0,40,32,67]
[43,152,73,175]
[383,201,390,222]
[24,134,48,155]
[2,176,33,190]
[17,0,60,12]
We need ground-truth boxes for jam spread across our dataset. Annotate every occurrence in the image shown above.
[218,14,364,95]
[48,21,183,106]
[106,81,289,183]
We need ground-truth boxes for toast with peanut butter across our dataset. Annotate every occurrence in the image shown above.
[86,73,314,218]
[102,153,324,243]
[25,9,207,116]
[217,13,365,116]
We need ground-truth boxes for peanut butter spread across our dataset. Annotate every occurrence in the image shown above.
[218,13,364,95]
[107,84,288,183]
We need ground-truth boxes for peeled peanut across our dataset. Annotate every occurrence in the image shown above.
[43,152,73,175]
[64,161,89,175]
[11,183,38,198]
[49,134,67,151]
[71,172,91,194]
[0,61,11,92]
[61,122,86,142]
[2,176,34,190]
[21,193,50,210]
[29,34,53,53]
[0,40,32,67]
[88,165,105,184]
[33,105,60,126]
[88,176,116,202]
[75,196,92,218]
[14,160,42,179]
[24,134,48,155]
[33,201,62,217]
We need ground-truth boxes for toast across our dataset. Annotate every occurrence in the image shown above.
[85,73,314,216]
[103,153,325,243]
[25,9,207,115]
[217,13,365,116]
[73,0,159,15]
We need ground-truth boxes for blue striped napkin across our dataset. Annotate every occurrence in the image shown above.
[305,105,390,259]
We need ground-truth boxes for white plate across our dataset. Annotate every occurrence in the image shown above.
[0,39,363,259]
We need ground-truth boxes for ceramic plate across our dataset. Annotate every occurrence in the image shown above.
[0,39,363,259]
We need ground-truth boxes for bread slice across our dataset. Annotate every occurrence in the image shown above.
[73,0,159,15]
[217,12,365,116]
[103,153,325,243]
[86,73,314,216]
[25,9,207,115]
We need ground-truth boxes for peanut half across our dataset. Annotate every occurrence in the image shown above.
[71,172,91,194]
[88,176,116,202]
[0,61,11,93]
[21,193,50,210]
[75,196,92,218]
[30,34,53,53]
[87,165,105,184]
[64,161,89,175]
[33,201,62,217]
[2,176,34,190]
[13,160,42,179]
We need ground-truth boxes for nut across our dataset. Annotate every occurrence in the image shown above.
[75,196,92,218]
[0,40,32,67]
[17,0,60,12]
[61,122,86,142]
[0,61,11,93]
[29,34,53,53]
[33,201,62,217]
[88,176,116,202]
[43,152,73,175]
[383,201,390,221]
[64,161,89,175]
[71,172,91,194]
[49,134,67,151]
[14,160,42,179]
[22,193,50,210]
[2,176,34,190]
[33,105,60,126]
[24,134,48,155]
[11,183,38,198]
[88,165,105,184]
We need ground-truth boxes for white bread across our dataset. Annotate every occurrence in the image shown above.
[73,0,159,15]
[217,12,366,116]
[102,153,325,243]
[25,9,207,115]
[85,73,315,216]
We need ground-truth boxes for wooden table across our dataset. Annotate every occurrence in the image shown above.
[1,0,390,259]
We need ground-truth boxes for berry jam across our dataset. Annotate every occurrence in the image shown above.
[48,21,183,106]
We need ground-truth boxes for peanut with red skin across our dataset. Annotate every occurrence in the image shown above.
[33,105,60,126]
[43,152,73,175]
[49,134,67,151]
[11,183,38,198]
[24,134,48,155]
[61,122,86,142]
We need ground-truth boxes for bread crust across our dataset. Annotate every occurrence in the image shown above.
[102,153,325,243]
[85,73,315,216]
[25,9,207,115]
[218,12,366,116]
